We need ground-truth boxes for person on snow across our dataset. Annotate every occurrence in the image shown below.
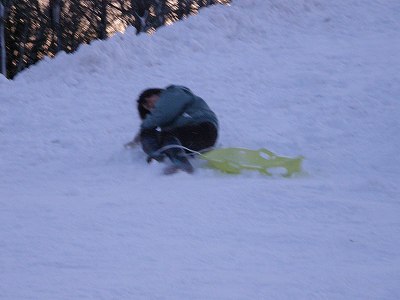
[125,85,219,173]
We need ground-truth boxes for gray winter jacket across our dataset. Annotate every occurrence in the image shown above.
[141,85,218,131]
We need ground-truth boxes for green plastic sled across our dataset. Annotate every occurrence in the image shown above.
[200,148,303,177]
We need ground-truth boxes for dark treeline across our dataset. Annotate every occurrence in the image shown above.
[0,0,230,79]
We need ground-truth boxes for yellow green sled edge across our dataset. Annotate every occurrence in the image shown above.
[200,148,304,177]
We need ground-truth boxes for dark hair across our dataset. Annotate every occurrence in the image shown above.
[137,88,164,120]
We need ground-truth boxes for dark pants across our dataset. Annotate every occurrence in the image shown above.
[141,122,218,156]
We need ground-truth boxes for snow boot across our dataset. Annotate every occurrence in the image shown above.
[162,136,194,174]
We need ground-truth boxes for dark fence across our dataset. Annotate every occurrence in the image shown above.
[0,0,230,79]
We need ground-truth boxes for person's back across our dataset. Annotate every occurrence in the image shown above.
[141,85,218,131]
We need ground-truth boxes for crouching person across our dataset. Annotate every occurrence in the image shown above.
[128,85,219,174]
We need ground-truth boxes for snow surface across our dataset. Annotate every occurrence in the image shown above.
[1,0,400,299]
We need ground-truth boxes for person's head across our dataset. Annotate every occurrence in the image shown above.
[137,88,164,120]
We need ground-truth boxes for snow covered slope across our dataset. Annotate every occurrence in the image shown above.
[1,1,400,299]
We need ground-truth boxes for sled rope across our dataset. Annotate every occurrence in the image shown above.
[153,144,212,157]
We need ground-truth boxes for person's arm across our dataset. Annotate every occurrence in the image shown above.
[141,87,193,130]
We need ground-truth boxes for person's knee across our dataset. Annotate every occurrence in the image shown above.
[140,128,159,139]
[140,128,162,155]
